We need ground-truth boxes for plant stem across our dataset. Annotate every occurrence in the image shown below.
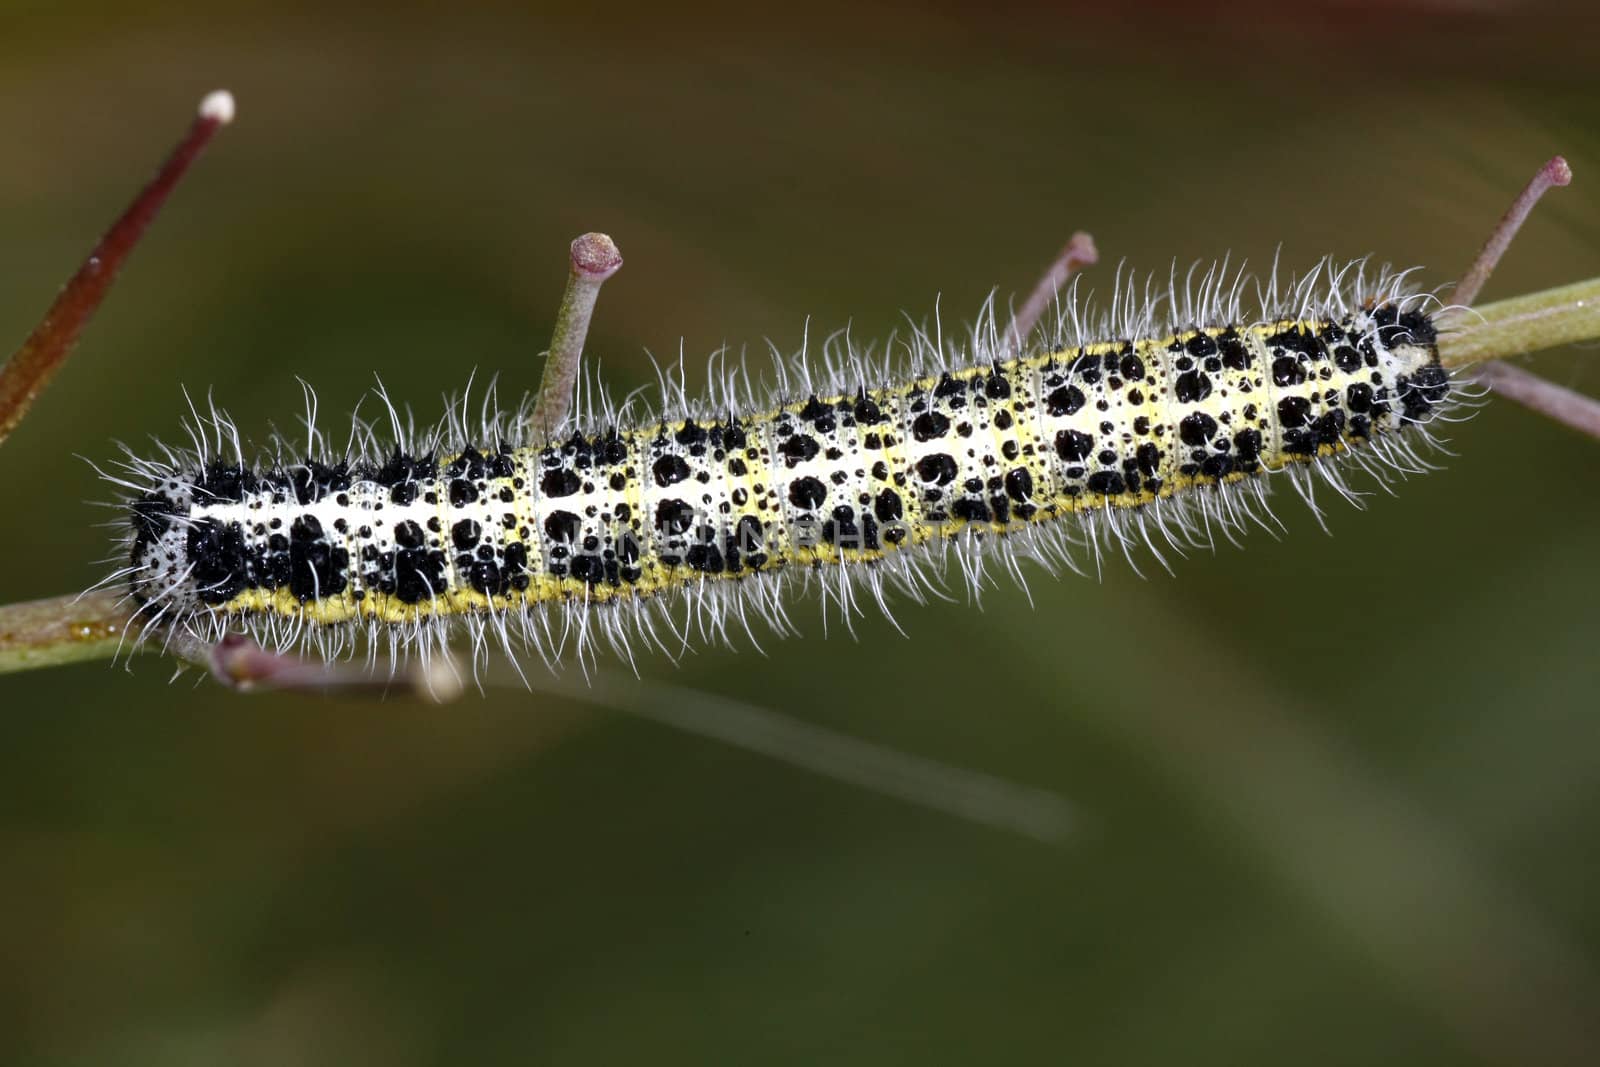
[1436,276,1600,369]
[1447,156,1571,309]
[1469,361,1600,439]
[0,92,233,448]
[526,233,623,441]
[1007,231,1097,350]
[0,590,134,674]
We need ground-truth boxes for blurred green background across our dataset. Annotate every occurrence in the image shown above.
[3,2,1600,1064]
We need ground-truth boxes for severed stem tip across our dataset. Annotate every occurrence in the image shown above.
[1545,155,1573,188]
[571,232,623,280]
[198,89,237,125]
[1063,230,1099,266]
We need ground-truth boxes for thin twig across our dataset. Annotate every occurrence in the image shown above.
[0,590,461,700]
[1007,231,1098,350]
[527,233,623,441]
[1450,156,1571,309]
[0,91,234,447]
[169,631,465,702]
[1469,361,1600,439]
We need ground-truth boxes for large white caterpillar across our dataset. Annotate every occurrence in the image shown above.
[105,259,1453,671]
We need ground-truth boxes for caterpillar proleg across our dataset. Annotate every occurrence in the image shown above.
[106,256,1454,676]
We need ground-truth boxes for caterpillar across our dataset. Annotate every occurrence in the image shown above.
[105,257,1453,673]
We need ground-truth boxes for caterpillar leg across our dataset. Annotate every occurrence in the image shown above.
[1006,230,1098,351]
[0,91,234,448]
[525,232,624,441]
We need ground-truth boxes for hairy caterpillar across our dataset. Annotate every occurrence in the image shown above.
[104,257,1452,673]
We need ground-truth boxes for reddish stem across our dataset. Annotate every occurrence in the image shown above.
[0,91,235,446]
[1450,156,1571,309]
[1472,361,1600,441]
[1008,231,1098,350]
[201,633,464,703]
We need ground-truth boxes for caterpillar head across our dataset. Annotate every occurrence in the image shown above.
[127,479,204,615]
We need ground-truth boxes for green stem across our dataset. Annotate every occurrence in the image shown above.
[1437,276,1600,370]
[0,590,135,674]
